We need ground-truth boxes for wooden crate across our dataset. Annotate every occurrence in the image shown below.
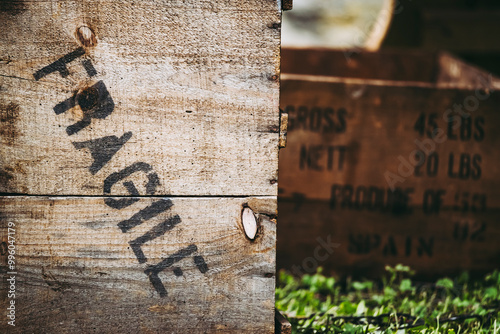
[278,48,500,279]
[0,1,282,332]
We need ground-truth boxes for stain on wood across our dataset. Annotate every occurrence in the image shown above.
[0,101,19,145]
[0,1,27,16]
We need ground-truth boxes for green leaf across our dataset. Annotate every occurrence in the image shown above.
[436,278,454,290]
[484,286,498,299]
[400,278,413,292]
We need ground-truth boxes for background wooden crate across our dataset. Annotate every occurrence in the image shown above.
[0,1,281,332]
[278,48,500,279]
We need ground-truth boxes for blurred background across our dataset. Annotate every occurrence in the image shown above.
[277,0,500,281]
[282,0,500,75]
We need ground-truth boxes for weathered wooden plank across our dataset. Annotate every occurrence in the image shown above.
[281,48,499,88]
[278,50,500,278]
[0,196,276,333]
[1,1,281,332]
[280,80,500,203]
[0,0,281,196]
[278,200,500,279]
[281,48,441,83]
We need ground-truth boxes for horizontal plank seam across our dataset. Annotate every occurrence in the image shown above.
[0,193,276,198]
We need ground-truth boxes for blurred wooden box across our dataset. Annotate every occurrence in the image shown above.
[278,48,500,279]
[0,1,281,333]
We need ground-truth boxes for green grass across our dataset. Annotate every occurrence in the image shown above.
[276,265,500,333]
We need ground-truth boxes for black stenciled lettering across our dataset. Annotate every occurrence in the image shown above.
[296,106,308,130]
[104,162,160,209]
[474,116,485,141]
[144,244,208,297]
[422,189,445,215]
[414,113,425,136]
[347,234,380,254]
[366,187,381,211]
[81,59,97,77]
[472,154,482,180]
[72,132,132,174]
[193,255,209,273]
[390,188,414,215]
[145,244,197,297]
[414,151,424,177]
[309,107,322,132]
[354,186,367,210]
[323,107,335,132]
[118,199,173,232]
[33,47,86,80]
[460,116,472,141]
[308,146,324,171]
[129,215,181,263]
[330,185,341,209]
[53,81,115,135]
[405,236,412,256]
[470,221,486,242]
[336,108,347,133]
[427,152,439,177]
[326,146,346,171]
[417,237,434,257]
[299,145,307,170]
[173,267,183,277]
[382,236,397,256]
[448,153,458,178]
[458,153,471,179]
[447,117,458,140]
[341,185,353,208]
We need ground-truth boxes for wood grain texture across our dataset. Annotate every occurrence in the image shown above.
[0,196,276,333]
[1,1,280,332]
[277,50,500,278]
[0,0,281,196]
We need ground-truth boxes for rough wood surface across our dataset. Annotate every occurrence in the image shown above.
[0,0,281,196]
[278,201,500,279]
[0,0,280,332]
[0,196,276,333]
[278,50,500,278]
